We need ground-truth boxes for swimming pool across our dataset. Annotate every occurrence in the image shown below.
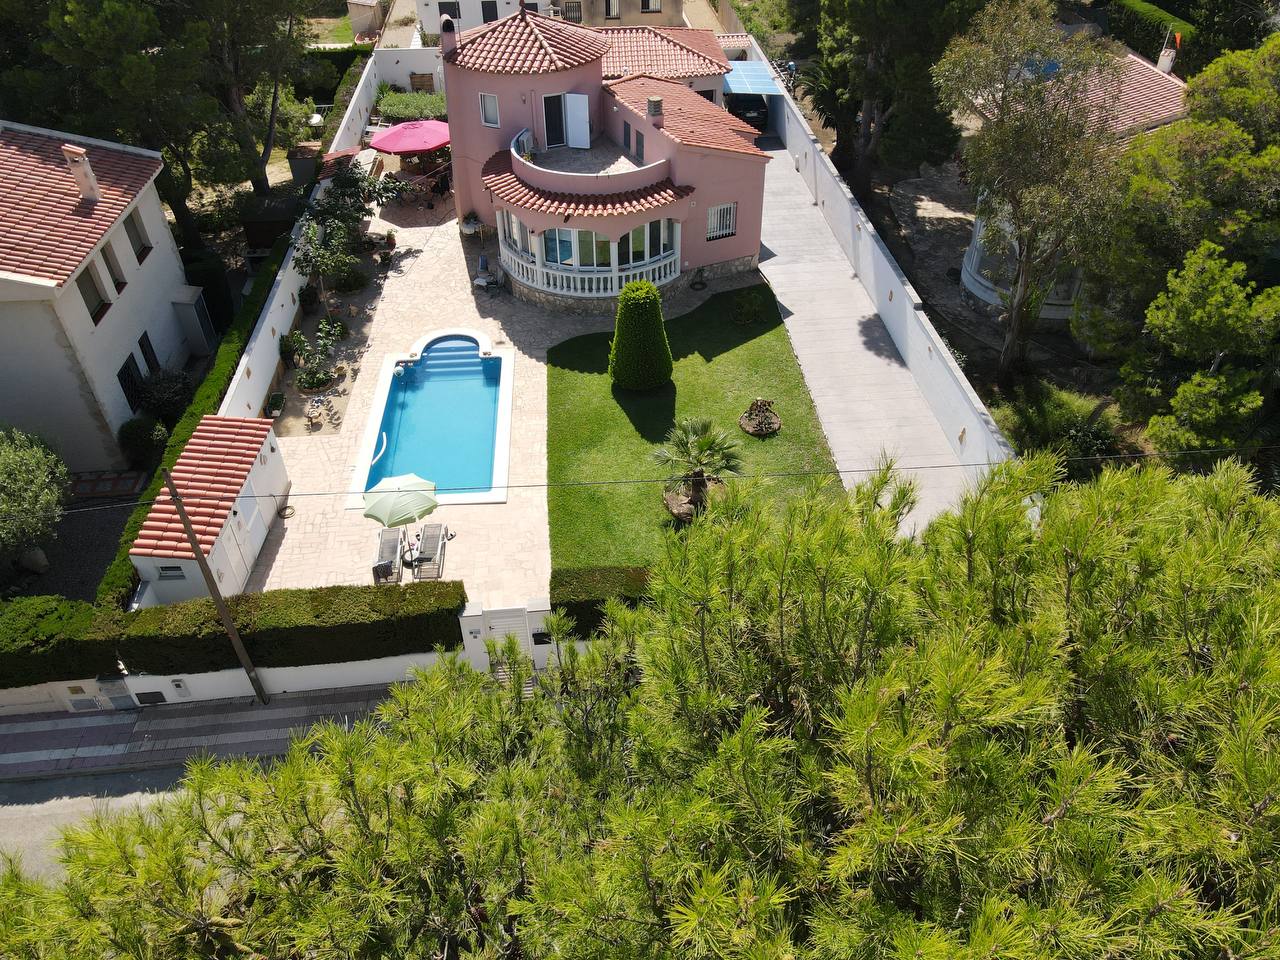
[356,331,513,504]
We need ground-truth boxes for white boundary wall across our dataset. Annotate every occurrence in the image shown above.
[747,37,1012,478]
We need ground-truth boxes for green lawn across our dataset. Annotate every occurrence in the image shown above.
[308,15,354,44]
[547,284,836,569]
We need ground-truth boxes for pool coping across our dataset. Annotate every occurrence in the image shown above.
[346,328,515,509]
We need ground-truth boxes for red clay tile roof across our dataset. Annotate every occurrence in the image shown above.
[1091,50,1186,136]
[130,416,274,560]
[599,26,729,80]
[0,124,163,285]
[448,8,610,74]
[715,33,752,49]
[482,150,693,216]
[606,75,767,157]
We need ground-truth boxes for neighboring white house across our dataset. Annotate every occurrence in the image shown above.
[0,121,217,471]
[959,49,1187,320]
[418,0,683,36]
[130,416,290,608]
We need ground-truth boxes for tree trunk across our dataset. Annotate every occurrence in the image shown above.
[688,469,707,512]
[998,257,1034,381]
[155,163,205,250]
[259,15,295,170]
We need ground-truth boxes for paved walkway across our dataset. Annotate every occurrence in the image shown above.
[0,686,389,781]
[757,146,967,525]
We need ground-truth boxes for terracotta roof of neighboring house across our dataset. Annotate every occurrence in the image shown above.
[599,26,730,79]
[130,416,274,560]
[716,33,752,49]
[1092,50,1186,136]
[448,8,610,74]
[606,75,767,157]
[482,150,693,216]
[318,146,361,179]
[0,123,163,285]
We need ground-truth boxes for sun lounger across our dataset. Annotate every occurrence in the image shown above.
[372,527,402,584]
[405,523,449,580]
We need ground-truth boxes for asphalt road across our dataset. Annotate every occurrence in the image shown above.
[0,765,185,879]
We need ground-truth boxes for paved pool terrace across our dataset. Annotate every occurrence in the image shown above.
[247,152,967,608]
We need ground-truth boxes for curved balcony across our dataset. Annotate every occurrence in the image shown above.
[509,129,670,196]
[500,245,680,298]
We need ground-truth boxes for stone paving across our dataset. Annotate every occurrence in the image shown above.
[0,686,389,781]
[245,199,750,609]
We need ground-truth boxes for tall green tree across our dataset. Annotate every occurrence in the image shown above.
[5,457,1280,957]
[934,0,1122,380]
[804,0,982,194]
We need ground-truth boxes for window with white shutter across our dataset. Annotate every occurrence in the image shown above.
[706,201,738,241]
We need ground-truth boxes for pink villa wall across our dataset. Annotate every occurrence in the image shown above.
[444,27,766,272]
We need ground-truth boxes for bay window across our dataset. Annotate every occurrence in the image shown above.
[618,218,674,267]
[500,210,676,272]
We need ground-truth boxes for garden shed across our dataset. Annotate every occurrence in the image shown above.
[130,416,289,608]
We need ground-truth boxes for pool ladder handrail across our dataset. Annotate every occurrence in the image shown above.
[370,430,389,467]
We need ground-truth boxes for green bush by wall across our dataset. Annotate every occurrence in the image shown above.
[378,91,447,122]
[92,581,467,675]
[550,567,650,639]
[95,238,290,609]
[1105,0,1205,75]
[0,597,116,687]
[295,44,376,103]
[608,281,674,391]
[322,55,370,150]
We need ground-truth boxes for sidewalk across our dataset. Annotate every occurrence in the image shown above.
[0,685,390,781]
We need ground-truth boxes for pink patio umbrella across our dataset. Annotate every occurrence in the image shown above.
[369,120,451,155]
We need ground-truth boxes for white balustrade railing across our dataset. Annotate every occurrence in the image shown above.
[499,246,680,298]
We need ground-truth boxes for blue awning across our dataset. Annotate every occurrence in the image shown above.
[722,61,784,96]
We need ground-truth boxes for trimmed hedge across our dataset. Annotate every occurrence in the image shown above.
[92,581,467,675]
[322,55,370,150]
[296,44,376,103]
[1105,0,1205,75]
[550,567,650,639]
[0,597,115,687]
[95,238,290,609]
[608,280,674,391]
[378,91,447,122]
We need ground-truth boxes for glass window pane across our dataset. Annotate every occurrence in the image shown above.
[649,221,661,258]
[618,233,631,266]
[623,121,630,150]
[662,218,674,253]
[595,235,611,267]
[635,131,644,162]
[631,226,645,261]
[576,230,595,267]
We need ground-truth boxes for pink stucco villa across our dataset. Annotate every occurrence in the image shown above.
[441,2,768,304]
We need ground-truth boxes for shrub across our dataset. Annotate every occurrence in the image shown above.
[1105,0,1205,75]
[295,45,374,103]
[103,581,467,674]
[0,596,114,688]
[117,416,168,470]
[991,381,1127,481]
[332,266,370,292]
[609,280,673,391]
[139,369,196,428]
[731,285,779,325]
[378,90,447,122]
[322,55,369,150]
[96,239,290,609]
[0,428,69,569]
[550,567,649,639]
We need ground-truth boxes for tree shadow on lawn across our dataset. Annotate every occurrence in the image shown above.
[612,381,677,443]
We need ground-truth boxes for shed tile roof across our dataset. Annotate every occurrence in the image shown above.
[606,75,767,157]
[715,32,752,49]
[599,26,730,79]
[482,150,693,216]
[1092,50,1187,137]
[0,124,162,285]
[131,417,274,560]
[448,8,610,74]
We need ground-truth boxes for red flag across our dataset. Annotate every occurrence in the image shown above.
[1175,31,1182,48]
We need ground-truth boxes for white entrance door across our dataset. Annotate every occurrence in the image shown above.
[565,93,591,149]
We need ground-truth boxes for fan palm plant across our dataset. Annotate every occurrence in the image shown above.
[652,417,743,512]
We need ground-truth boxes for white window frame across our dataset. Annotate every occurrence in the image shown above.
[706,201,738,241]
[123,208,151,263]
[605,0,619,17]
[640,0,661,11]
[479,92,500,128]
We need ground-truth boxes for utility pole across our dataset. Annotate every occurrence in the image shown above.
[162,470,270,705]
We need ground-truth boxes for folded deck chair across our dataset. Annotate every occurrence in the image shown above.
[372,527,402,584]
[407,523,449,580]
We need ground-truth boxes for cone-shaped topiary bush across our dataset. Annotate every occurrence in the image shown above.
[608,280,673,390]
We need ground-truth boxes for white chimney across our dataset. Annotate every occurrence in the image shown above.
[647,96,664,128]
[61,144,99,202]
[441,14,458,55]
[1157,47,1177,73]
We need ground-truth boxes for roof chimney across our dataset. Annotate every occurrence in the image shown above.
[61,144,99,202]
[441,13,457,55]
[647,96,664,128]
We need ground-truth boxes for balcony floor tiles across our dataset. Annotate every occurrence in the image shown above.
[531,139,640,176]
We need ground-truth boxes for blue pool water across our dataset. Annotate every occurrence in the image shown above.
[366,336,501,495]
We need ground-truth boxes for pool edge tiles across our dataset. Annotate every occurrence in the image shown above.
[347,329,515,508]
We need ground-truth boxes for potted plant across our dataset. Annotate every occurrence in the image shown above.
[460,211,480,236]
[652,417,743,521]
[279,330,306,369]
[739,397,781,437]
[266,392,285,418]
[385,228,397,249]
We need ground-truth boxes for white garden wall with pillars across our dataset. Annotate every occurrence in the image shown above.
[743,36,1012,480]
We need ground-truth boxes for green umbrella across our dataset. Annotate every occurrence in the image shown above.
[362,474,439,527]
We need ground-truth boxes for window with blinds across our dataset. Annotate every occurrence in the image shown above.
[706,201,737,241]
